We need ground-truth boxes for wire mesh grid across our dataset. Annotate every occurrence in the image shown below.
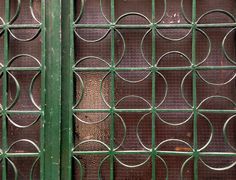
[0,0,44,179]
[71,0,236,179]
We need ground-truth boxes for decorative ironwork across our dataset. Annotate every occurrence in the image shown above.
[69,0,236,179]
[0,0,45,179]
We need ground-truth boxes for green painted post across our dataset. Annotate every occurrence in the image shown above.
[110,0,115,179]
[151,0,156,179]
[2,0,10,179]
[44,0,61,179]
[192,0,198,179]
[61,0,74,178]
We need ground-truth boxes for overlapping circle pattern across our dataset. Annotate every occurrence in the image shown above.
[11,0,229,176]
[0,0,42,178]
[75,1,236,178]
[73,0,236,178]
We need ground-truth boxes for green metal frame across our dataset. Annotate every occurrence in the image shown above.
[61,0,236,180]
[0,0,45,179]
[0,0,61,179]
[1,0,236,179]
[44,0,61,179]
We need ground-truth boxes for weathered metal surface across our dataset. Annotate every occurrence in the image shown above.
[62,0,236,179]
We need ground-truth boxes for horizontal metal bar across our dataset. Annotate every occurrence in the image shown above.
[114,24,152,29]
[4,153,40,157]
[74,24,192,29]
[73,109,236,114]
[73,151,109,155]
[74,67,192,71]
[114,109,189,113]
[6,110,42,115]
[73,150,236,157]
[197,23,236,28]
[74,24,151,29]
[73,108,151,113]
[74,24,112,29]
[74,23,236,29]
[103,109,151,113]
[73,67,150,71]
[73,66,236,72]
[0,24,41,29]
[0,23,234,30]
[4,109,234,115]
[74,150,151,155]
[73,109,193,113]
[199,152,236,157]
[156,109,193,113]
[7,67,41,71]
[74,24,191,29]
[73,150,193,156]
[2,65,235,74]
[197,66,236,70]
[198,109,236,114]
[73,109,110,113]
[115,150,151,155]
[156,24,192,29]
[156,151,193,156]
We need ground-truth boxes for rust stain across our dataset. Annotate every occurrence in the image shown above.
[175,147,192,152]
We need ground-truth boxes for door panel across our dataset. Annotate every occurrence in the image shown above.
[61,0,236,180]
[0,0,45,179]
[0,0,236,179]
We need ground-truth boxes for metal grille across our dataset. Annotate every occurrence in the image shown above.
[62,0,236,179]
[0,0,45,179]
[1,0,235,179]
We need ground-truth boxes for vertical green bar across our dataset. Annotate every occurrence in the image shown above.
[61,0,74,178]
[44,0,61,179]
[110,0,115,179]
[151,0,156,179]
[192,0,198,179]
[40,0,46,179]
[2,0,9,179]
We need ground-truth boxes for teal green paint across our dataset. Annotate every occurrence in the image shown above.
[1,1,46,179]
[40,0,46,179]
[0,0,232,179]
[74,66,236,71]
[192,0,198,180]
[54,0,236,178]
[2,0,10,179]
[44,0,61,179]
[110,0,115,179]
[74,23,236,29]
[151,0,156,179]
[61,0,74,178]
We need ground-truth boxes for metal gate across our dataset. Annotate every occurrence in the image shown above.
[1,0,236,179]
[0,0,61,179]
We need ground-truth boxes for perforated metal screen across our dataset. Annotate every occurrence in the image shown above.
[0,0,44,179]
[1,0,236,179]
[63,0,236,179]
[0,0,62,179]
